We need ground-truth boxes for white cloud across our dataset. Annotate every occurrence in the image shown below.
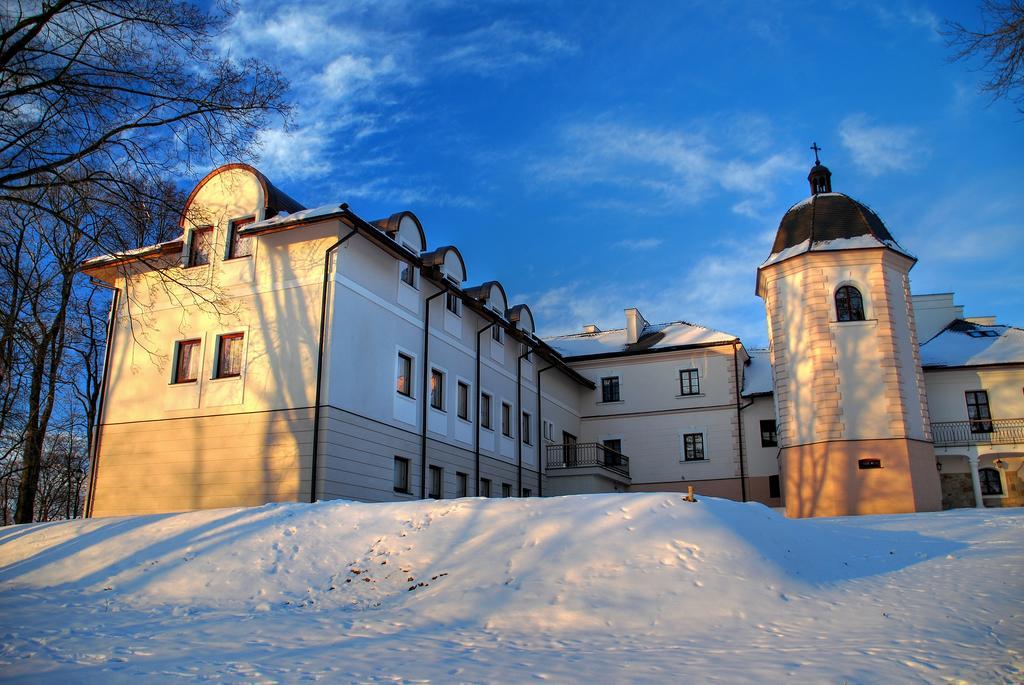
[838,114,922,176]
[530,119,801,217]
[435,20,578,75]
[615,238,663,251]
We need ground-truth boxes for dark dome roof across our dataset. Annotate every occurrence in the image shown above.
[770,192,899,255]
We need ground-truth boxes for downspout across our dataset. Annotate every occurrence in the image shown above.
[536,364,555,498]
[733,340,748,503]
[475,321,494,496]
[310,225,358,504]
[420,283,450,498]
[516,346,531,496]
[84,280,119,518]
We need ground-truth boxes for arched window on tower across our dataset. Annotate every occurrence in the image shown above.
[835,285,866,322]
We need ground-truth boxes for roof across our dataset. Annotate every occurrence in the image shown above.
[544,320,737,359]
[920,319,1024,369]
[761,193,914,268]
[742,348,774,396]
[241,203,347,234]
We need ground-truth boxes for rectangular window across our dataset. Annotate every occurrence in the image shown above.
[521,412,532,445]
[965,390,993,432]
[456,472,468,498]
[543,420,553,441]
[428,465,443,499]
[188,227,213,267]
[522,488,532,497]
[502,482,512,498]
[480,478,491,497]
[491,325,503,343]
[602,438,622,454]
[501,402,512,437]
[446,292,461,316]
[394,457,410,493]
[227,217,255,259]
[173,339,201,384]
[430,369,444,410]
[769,474,781,499]
[683,433,705,461]
[760,419,778,447]
[457,381,470,420]
[679,369,700,396]
[600,376,620,403]
[396,353,413,397]
[480,393,492,430]
[215,333,244,378]
[400,261,417,288]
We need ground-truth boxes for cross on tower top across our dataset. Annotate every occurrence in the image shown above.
[810,142,822,165]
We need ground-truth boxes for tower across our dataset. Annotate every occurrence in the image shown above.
[756,152,941,517]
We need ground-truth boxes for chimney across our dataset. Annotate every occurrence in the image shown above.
[582,324,600,334]
[625,308,649,345]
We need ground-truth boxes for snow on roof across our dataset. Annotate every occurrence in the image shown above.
[760,234,915,268]
[544,320,737,358]
[920,320,1024,368]
[241,203,347,233]
[81,239,182,269]
[742,348,774,396]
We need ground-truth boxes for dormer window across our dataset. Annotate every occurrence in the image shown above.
[835,285,866,322]
[400,261,417,288]
[491,326,503,344]
[188,227,213,267]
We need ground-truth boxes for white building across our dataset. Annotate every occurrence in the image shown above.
[81,161,1024,518]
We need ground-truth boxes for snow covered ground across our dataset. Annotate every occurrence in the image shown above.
[0,493,1021,683]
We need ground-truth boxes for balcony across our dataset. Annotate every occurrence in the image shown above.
[932,418,1024,448]
[546,442,630,478]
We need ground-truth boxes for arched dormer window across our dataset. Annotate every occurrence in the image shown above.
[835,285,865,322]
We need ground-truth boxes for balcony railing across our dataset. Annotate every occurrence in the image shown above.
[546,442,630,478]
[932,418,1024,448]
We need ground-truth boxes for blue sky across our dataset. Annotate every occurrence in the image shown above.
[224,0,1024,345]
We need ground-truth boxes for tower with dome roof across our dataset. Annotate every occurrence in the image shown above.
[755,149,941,517]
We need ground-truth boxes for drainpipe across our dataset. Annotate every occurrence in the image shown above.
[310,224,358,503]
[733,340,747,503]
[536,364,555,497]
[84,280,120,518]
[516,346,532,496]
[475,321,494,496]
[420,283,450,498]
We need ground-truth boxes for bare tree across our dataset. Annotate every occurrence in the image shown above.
[0,0,291,523]
[945,0,1024,113]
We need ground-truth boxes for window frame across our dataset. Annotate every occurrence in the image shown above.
[399,259,418,289]
[521,411,532,445]
[501,482,512,498]
[760,419,778,447]
[835,284,866,322]
[600,376,621,403]
[491,325,504,344]
[522,488,532,497]
[679,369,700,396]
[979,467,1003,496]
[396,352,414,397]
[542,419,554,442]
[226,217,255,260]
[965,390,993,432]
[682,432,705,461]
[768,474,781,499]
[393,456,411,494]
[173,338,201,384]
[480,477,491,497]
[214,332,245,379]
[456,472,468,498]
[188,226,214,267]
[602,438,622,455]
[430,368,445,411]
[480,392,493,430]
[428,465,443,500]
[501,401,513,438]
[457,381,470,421]
[445,292,461,317]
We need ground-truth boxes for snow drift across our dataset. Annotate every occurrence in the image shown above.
[1,493,1021,683]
